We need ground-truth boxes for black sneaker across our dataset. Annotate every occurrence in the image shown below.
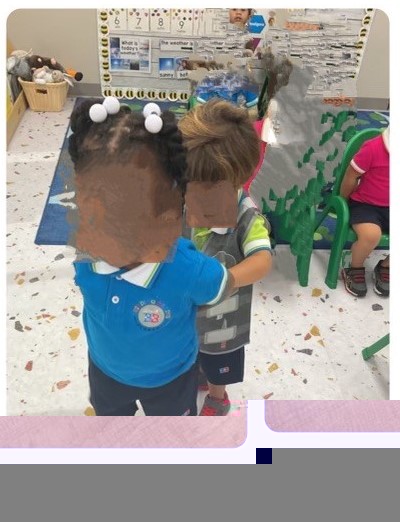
[373,260,389,297]
[342,267,367,297]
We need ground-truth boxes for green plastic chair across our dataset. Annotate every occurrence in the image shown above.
[314,128,389,289]
[362,334,389,361]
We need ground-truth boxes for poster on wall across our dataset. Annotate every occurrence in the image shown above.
[109,36,151,73]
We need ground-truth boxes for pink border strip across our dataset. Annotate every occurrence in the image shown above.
[266,401,400,432]
[0,414,246,448]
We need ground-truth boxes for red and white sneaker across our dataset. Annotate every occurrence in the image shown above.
[199,393,231,416]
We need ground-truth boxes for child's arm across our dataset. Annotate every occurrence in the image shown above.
[229,250,272,288]
[340,164,361,199]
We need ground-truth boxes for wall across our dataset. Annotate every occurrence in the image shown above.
[356,9,389,107]
[7,9,101,96]
[6,8,390,106]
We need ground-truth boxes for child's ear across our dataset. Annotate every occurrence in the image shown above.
[184,181,237,228]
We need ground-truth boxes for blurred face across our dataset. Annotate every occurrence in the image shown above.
[71,148,182,267]
[185,180,237,229]
[229,9,250,24]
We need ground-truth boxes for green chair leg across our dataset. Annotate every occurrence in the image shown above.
[362,334,389,361]
[325,196,350,289]
[297,253,311,287]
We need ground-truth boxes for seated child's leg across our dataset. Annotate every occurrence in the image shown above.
[88,357,139,416]
[342,222,382,297]
[138,361,199,416]
[343,202,386,297]
[348,201,384,267]
[351,223,382,267]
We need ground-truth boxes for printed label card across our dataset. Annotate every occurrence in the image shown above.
[150,9,171,33]
[204,8,229,36]
[128,9,150,32]
[171,9,194,35]
[108,8,128,31]
[159,57,175,79]
[110,36,151,73]
[192,9,205,37]
[175,57,190,79]
[159,39,194,52]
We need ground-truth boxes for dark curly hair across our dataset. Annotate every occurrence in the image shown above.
[68,100,187,192]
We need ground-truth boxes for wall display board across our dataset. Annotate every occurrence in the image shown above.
[267,8,375,100]
[97,8,374,103]
[97,8,275,101]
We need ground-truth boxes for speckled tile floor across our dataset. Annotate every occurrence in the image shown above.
[7,99,390,415]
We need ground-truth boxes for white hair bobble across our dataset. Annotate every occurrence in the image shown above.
[89,96,121,123]
[143,102,163,134]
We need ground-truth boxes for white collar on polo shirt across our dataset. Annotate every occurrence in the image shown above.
[91,261,161,288]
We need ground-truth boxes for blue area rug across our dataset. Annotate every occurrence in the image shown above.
[34,102,389,248]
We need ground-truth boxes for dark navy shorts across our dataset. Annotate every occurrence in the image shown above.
[199,347,245,385]
[349,199,389,234]
[88,356,199,416]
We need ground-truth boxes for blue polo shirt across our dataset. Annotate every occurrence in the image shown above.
[74,238,227,388]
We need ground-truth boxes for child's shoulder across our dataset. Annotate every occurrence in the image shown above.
[167,237,224,293]
[175,237,209,265]
[174,237,222,274]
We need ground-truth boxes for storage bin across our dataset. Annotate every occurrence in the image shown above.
[18,77,69,111]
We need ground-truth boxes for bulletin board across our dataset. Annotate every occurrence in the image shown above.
[267,8,375,98]
[97,8,273,101]
[97,8,375,102]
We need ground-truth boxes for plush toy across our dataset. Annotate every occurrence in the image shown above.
[65,68,83,82]
[28,54,65,73]
[32,66,75,87]
[28,55,83,82]
[7,50,83,83]
[6,52,32,81]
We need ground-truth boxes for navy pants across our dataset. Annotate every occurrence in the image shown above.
[89,357,199,416]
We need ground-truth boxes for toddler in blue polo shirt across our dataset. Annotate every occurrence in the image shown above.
[68,97,231,416]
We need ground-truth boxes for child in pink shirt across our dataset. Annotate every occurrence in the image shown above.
[243,119,267,192]
[340,127,389,297]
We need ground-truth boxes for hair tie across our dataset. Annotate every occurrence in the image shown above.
[89,96,121,123]
[143,102,163,134]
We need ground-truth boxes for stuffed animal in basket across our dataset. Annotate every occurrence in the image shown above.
[32,66,75,87]
[7,50,83,83]
[6,50,33,80]
[28,54,83,82]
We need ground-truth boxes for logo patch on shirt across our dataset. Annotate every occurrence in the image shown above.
[133,300,171,329]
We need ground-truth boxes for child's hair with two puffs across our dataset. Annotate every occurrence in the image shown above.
[68,99,187,192]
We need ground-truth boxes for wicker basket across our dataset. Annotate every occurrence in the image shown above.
[18,78,69,112]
